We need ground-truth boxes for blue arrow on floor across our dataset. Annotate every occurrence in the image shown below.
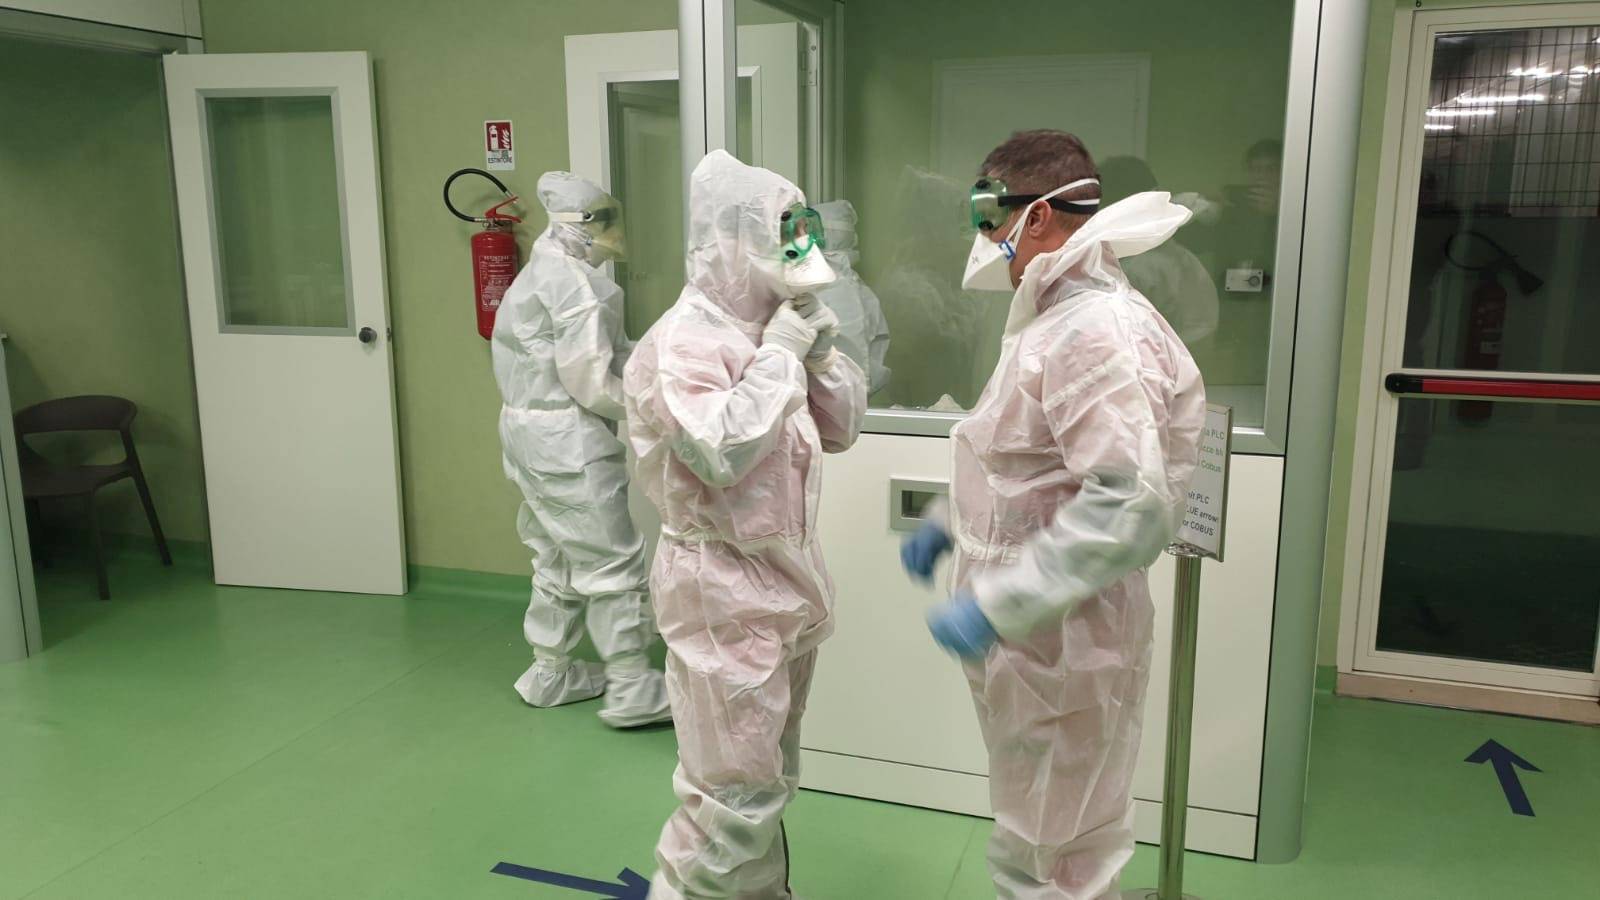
[1464,739,1541,817]
[491,862,648,898]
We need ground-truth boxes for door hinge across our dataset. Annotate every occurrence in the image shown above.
[803,31,820,88]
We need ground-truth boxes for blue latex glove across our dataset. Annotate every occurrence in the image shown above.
[926,591,998,660]
[900,521,952,583]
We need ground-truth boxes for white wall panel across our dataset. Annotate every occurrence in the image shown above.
[802,433,1283,860]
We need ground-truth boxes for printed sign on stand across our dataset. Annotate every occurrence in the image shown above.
[1175,404,1232,561]
[484,120,514,171]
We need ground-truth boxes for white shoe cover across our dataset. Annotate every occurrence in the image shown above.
[514,658,606,707]
[599,665,672,728]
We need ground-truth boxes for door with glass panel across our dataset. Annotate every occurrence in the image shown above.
[163,52,405,594]
[1354,11,1600,699]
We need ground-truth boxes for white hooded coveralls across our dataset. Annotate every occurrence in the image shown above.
[492,171,669,728]
[811,200,892,394]
[950,193,1206,899]
[624,151,867,899]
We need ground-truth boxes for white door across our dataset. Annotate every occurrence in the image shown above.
[1345,8,1600,700]
[164,52,405,595]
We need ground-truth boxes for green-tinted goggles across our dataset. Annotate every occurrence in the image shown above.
[969,177,1101,233]
[779,203,826,259]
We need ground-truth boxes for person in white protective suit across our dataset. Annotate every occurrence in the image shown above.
[491,171,671,729]
[812,200,892,395]
[901,130,1205,899]
[623,149,868,899]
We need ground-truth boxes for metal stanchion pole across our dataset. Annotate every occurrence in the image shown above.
[1124,545,1205,900]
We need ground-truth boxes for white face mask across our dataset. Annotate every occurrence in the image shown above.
[961,227,1020,293]
[960,177,1101,293]
[783,245,837,294]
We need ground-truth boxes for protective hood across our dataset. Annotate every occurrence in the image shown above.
[537,171,620,265]
[815,199,860,268]
[686,149,807,324]
[1006,190,1192,337]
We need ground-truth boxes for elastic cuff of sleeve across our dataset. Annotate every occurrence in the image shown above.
[971,578,1030,643]
[803,347,838,375]
[757,343,810,384]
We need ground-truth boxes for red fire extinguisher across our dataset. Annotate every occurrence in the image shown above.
[1444,231,1541,424]
[1456,272,1506,423]
[444,168,522,340]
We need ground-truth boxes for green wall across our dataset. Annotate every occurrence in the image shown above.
[198,0,681,576]
[1316,0,1598,666]
[0,36,207,545]
[10,0,1490,618]
[196,0,1297,577]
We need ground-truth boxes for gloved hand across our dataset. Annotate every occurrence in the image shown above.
[900,520,951,584]
[793,294,840,333]
[804,315,842,371]
[926,591,998,660]
[761,300,820,359]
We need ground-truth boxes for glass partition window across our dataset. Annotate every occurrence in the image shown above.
[609,79,686,340]
[610,77,756,340]
[732,0,1298,426]
[205,94,351,331]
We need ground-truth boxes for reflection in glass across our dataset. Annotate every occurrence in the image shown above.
[723,0,1299,423]
[1099,156,1219,354]
[206,95,349,330]
[1406,25,1600,378]
[833,0,1295,422]
[733,0,811,193]
[814,200,892,397]
[1377,399,1600,672]
[607,80,684,339]
[609,78,756,340]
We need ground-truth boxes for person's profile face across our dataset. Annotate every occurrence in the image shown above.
[1246,157,1281,211]
[1247,157,1280,187]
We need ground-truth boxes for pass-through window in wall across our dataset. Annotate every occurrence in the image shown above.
[732,0,1298,429]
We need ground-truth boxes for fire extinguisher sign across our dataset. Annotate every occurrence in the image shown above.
[484,120,515,171]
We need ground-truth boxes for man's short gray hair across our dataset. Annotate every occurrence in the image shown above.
[980,130,1101,227]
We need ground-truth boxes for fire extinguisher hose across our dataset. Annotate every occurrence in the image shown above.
[444,168,517,223]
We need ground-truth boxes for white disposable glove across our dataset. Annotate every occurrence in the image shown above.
[762,300,820,359]
[789,294,840,371]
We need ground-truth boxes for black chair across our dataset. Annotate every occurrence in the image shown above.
[15,395,172,600]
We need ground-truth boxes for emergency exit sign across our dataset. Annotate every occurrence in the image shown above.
[485,120,514,171]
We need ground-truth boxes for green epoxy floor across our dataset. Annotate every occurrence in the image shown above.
[3,556,1597,899]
